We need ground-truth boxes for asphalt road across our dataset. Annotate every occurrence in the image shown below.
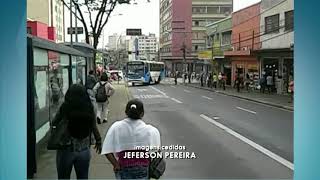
[128,81,293,179]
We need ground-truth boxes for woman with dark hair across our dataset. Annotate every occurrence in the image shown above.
[51,84,102,179]
[93,72,115,124]
[101,99,161,179]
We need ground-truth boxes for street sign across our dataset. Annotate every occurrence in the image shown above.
[126,29,142,36]
[67,27,84,34]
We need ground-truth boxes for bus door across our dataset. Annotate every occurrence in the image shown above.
[144,62,150,82]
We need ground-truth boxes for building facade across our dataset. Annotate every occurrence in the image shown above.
[159,0,233,76]
[159,0,193,75]
[254,0,294,94]
[138,33,158,61]
[204,16,232,85]
[224,2,261,85]
[191,0,233,63]
[107,33,127,50]
[27,0,65,42]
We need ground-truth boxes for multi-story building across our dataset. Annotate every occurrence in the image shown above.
[159,0,233,75]
[191,0,233,59]
[204,16,233,85]
[254,0,294,94]
[224,2,261,85]
[27,0,65,42]
[138,33,158,61]
[107,33,126,50]
[160,0,193,74]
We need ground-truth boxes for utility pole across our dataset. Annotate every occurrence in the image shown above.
[75,4,78,43]
[70,0,73,47]
[181,43,186,85]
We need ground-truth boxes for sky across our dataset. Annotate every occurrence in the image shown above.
[64,0,261,48]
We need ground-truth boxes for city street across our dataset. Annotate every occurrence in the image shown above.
[128,80,293,179]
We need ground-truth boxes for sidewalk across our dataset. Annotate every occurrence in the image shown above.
[33,84,132,179]
[165,78,293,111]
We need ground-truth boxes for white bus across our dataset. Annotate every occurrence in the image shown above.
[126,60,165,86]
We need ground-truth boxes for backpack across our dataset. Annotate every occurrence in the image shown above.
[149,152,166,179]
[95,82,108,102]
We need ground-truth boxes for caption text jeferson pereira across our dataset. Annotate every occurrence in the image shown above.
[123,145,197,159]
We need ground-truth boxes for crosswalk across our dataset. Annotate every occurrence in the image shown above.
[133,94,169,99]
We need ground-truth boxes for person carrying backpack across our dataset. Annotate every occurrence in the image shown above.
[93,73,115,124]
[50,84,102,179]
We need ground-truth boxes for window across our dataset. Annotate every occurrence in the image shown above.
[220,6,232,15]
[285,10,294,31]
[222,32,231,45]
[265,14,280,34]
[27,27,32,34]
[207,7,219,14]
[192,7,206,14]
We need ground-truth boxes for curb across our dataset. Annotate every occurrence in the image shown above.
[124,84,134,100]
[184,84,294,111]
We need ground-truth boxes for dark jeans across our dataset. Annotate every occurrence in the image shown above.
[115,166,149,179]
[56,148,91,179]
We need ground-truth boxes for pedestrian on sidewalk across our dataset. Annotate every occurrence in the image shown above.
[259,76,266,93]
[208,73,213,88]
[93,73,115,124]
[213,73,218,89]
[218,72,223,88]
[174,71,178,85]
[235,75,241,93]
[222,73,226,91]
[266,74,273,94]
[52,84,102,179]
[200,72,204,87]
[86,70,98,110]
[188,72,192,84]
[288,80,294,103]
[101,99,161,179]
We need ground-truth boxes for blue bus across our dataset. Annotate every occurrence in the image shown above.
[126,60,165,86]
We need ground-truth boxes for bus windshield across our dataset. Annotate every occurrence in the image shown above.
[127,62,145,77]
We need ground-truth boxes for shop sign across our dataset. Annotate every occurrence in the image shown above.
[198,50,212,60]
[248,64,258,70]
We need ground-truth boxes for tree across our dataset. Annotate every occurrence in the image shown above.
[64,0,132,74]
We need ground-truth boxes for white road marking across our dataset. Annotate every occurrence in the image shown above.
[236,107,257,114]
[200,114,294,170]
[171,98,183,104]
[137,89,148,92]
[184,89,191,93]
[170,85,176,88]
[149,86,167,96]
[202,96,213,100]
[134,94,169,99]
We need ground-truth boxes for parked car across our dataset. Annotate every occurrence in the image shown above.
[108,70,124,81]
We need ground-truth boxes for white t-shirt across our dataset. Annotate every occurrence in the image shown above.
[101,118,161,155]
